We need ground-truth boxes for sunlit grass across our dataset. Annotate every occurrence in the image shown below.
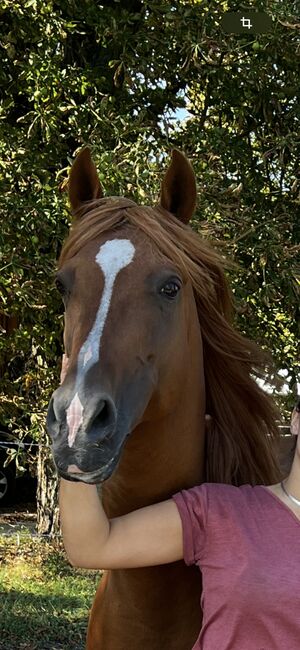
[0,533,101,649]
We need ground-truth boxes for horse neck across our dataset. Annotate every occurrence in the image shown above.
[97,384,205,644]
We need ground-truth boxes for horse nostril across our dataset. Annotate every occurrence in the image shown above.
[85,396,117,438]
[95,400,110,426]
[46,396,60,439]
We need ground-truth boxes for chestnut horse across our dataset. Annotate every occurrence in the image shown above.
[47,148,281,649]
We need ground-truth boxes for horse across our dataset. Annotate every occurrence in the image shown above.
[46,147,282,649]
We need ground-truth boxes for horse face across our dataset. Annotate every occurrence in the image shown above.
[47,229,197,483]
[47,147,198,484]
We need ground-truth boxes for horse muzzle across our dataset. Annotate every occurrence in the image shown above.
[46,386,129,483]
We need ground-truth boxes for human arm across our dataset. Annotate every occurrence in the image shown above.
[59,354,183,569]
[59,479,183,570]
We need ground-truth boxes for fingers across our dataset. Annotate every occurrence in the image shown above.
[290,406,300,436]
[60,354,70,384]
[204,414,212,434]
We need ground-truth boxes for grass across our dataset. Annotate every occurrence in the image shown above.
[0,532,102,650]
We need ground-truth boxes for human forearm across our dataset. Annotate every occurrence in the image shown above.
[59,478,110,568]
[59,476,183,570]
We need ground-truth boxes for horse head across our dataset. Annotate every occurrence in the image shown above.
[46,148,206,485]
[47,147,282,492]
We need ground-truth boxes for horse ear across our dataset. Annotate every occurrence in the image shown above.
[68,147,103,214]
[160,149,197,224]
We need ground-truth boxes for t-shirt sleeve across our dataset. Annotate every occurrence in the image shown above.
[172,485,208,566]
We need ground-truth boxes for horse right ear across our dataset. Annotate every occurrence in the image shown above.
[160,149,197,225]
[68,147,103,215]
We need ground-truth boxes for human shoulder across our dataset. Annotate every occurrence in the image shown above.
[173,482,251,516]
[173,482,261,513]
[201,482,269,518]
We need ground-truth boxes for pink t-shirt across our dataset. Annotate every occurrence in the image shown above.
[172,483,300,650]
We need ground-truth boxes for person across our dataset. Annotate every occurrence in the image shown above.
[59,374,300,649]
[290,399,300,436]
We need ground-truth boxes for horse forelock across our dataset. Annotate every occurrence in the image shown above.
[58,199,219,304]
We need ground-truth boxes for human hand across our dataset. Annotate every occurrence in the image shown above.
[204,414,213,436]
[290,401,300,436]
[60,354,69,384]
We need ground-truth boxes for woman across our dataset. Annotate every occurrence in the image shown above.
[59,397,300,649]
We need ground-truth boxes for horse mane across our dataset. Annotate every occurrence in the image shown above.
[58,197,282,486]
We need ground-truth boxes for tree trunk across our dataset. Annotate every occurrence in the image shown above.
[37,434,59,536]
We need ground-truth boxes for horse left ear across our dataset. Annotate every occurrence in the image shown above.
[68,147,103,215]
[160,150,197,224]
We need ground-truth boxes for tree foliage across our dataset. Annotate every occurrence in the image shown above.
[0,0,299,461]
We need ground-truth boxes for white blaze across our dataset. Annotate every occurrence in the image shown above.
[66,239,135,447]
[67,391,84,447]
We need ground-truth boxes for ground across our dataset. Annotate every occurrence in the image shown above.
[0,503,100,650]
[0,501,37,535]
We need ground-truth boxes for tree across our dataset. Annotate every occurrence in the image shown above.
[0,0,298,533]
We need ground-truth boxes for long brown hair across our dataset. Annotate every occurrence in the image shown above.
[59,197,282,486]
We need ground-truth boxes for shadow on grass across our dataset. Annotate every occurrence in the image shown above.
[0,588,90,650]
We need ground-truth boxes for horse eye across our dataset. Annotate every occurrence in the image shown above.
[160,281,181,299]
